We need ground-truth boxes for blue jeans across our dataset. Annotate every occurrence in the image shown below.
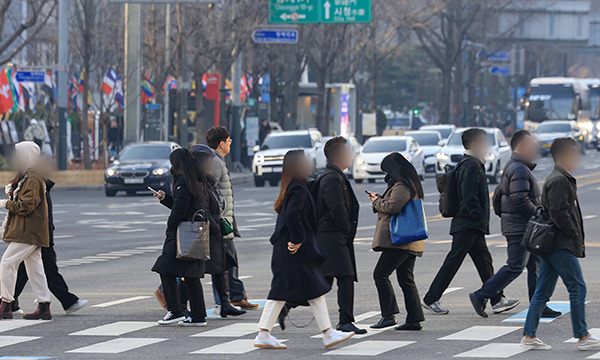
[523,249,588,339]
[475,235,540,301]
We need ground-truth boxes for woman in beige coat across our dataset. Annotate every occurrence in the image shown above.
[367,152,425,331]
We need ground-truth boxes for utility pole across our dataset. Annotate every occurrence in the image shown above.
[231,52,242,171]
[163,4,171,141]
[57,0,68,170]
[124,3,142,144]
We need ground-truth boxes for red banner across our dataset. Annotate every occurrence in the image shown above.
[205,73,220,126]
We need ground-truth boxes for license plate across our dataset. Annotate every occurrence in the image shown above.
[124,178,144,184]
[271,167,282,173]
[542,143,551,148]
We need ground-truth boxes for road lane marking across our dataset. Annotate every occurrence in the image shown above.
[91,296,152,308]
[205,275,252,285]
[192,323,271,338]
[67,338,167,354]
[0,320,48,333]
[443,287,464,295]
[0,335,41,348]
[190,339,264,354]
[439,326,521,341]
[502,301,585,323]
[565,328,600,343]
[54,235,73,239]
[453,343,528,358]
[324,340,415,356]
[70,321,156,336]
[118,229,147,233]
[584,215,597,220]
[353,311,380,323]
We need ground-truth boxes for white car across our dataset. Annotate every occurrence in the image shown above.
[420,124,456,140]
[405,130,443,174]
[435,128,511,184]
[252,129,326,187]
[353,136,425,184]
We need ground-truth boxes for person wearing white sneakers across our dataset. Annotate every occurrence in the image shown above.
[254,150,354,350]
[520,138,599,352]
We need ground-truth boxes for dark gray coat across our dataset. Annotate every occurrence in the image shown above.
[542,166,585,258]
[499,153,541,236]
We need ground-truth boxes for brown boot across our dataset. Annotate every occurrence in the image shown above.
[0,300,13,320]
[23,302,51,320]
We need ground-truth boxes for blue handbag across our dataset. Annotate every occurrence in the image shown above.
[390,198,429,245]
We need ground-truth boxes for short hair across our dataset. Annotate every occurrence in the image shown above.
[550,137,577,161]
[510,130,531,151]
[462,128,487,149]
[324,136,347,162]
[205,126,230,149]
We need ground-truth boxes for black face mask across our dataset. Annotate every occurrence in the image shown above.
[384,173,395,187]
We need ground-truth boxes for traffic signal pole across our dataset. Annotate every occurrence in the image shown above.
[57,0,68,170]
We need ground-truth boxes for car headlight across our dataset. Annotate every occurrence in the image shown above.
[436,153,449,161]
[485,153,496,161]
[596,122,600,131]
[106,168,118,177]
[255,154,264,163]
[152,168,168,176]
[355,156,365,166]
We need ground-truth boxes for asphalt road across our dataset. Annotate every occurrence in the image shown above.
[2,151,600,359]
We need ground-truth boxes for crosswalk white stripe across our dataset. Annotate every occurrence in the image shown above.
[443,287,464,295]
[190,339,260,354]
[323,340,415,356]
[452,343,528,358]
[91,296,152,308]
[69,321,156,336]
[0,320,48,333]
[587,351,600,359]
[439,326,522,341]
[0,335,41,348]
[353,311,380,323]
[565,328,600,343]
[67,338,167,354]
[191,323,268,338]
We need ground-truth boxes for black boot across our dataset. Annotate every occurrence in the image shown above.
[220,301,246,318]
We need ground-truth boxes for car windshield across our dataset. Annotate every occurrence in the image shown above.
[537,123,572,133]
[447,132,496,146]
[527,85,576,121]
[119,145,172,161]
[262,134,311,149]
[423,127,452,138]
[362,139,406,153]
[407,133,439,146]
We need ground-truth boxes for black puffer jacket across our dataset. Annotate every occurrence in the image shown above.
[499,153,541,236]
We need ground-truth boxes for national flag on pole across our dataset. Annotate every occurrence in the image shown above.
[102,69,117,95]
[0,69,15,114]
[167,75,177,90]
[8,66,23,111]
[21,81,35,112]
[114,74,124,109]
[42,70,56,109]
[141,71,155,105]
[79,73,84,93]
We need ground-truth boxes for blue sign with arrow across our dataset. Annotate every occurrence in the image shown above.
[478,50,511,62]
[489,66,511,76]
[15,70,46,83]
[252,29,298,44]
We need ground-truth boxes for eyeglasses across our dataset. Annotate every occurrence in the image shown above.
[226,138,232,144]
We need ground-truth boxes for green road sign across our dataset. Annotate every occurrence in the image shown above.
[269,0,371,24]
[248,98,257,107]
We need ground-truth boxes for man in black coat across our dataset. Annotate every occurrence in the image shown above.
[470,130,561,318]
[314,137,365,334]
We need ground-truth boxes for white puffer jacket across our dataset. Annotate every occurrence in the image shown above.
[211,150,238,239]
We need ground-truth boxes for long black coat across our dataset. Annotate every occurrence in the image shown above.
[315,164,359,280]
[267,180,331,303]
[204,189,228,275]
[151,178,206,278]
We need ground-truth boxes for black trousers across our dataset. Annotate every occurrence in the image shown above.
[325,276,355,324]
[160,275,206,319]
[424,228,502,305]
[14,246,78,311]
[373,249,425,323]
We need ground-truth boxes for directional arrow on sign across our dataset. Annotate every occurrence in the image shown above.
[280,12,306,22]
[324,0,331,20]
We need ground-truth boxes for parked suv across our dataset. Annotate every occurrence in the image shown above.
[252,129,326,187]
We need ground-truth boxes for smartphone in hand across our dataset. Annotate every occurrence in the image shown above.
[148,186,160,196]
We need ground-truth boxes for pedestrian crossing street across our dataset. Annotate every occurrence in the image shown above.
[1,309,599,358]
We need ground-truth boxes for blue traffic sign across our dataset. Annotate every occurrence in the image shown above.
[252,29,298,44]
[489,66,511,76]
[15,70,45,83]
[478,50,510,62]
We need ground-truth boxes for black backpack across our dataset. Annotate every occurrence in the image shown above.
[437,159,469,218]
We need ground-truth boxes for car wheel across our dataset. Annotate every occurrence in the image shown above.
[269,179,279,187]
[105,189,117,197]
[368,179,376,184]
[254,177,265,187]
[355,179,363,184]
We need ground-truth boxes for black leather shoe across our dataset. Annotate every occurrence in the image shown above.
[370,316,397,329]
[395,322,423,331]
[337,322,367,334]
[469,293,488,318]
[220,301,247,318]
[542,306,562,318]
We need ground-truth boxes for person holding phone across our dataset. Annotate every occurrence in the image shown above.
[254,150,354,350]
[368,152,426,331]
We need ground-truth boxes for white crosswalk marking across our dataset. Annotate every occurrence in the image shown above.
[0,320,48,333]
[0,335,40,348]
[587,351,600,359]
[190,339,261,354]
[565,328,600,343]
[91,296,152,308]
[191,323,266,338]
[69,321,156,336]
[324,340,415,356]
[453,343,528,358]
[439,326,522,341]
[67,338,167,354]
[443,287,464,295]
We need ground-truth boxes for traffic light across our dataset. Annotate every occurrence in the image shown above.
[413,109,420,115]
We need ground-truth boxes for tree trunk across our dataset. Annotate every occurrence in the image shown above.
[451,63,465,126]
[315,66,327,133]
[193,70,208,143]
[439,68,452,124]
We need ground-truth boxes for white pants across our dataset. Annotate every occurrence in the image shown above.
[0,242,51,303]
[258,296,332,332]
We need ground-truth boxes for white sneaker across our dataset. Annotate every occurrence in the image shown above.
[578,335,600,351]
[254,333,287,349]
[520,336,552,350]
[66,299,88,315]
[323,329,354,348]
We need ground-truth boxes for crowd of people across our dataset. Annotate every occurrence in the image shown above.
[0,126,595,353]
